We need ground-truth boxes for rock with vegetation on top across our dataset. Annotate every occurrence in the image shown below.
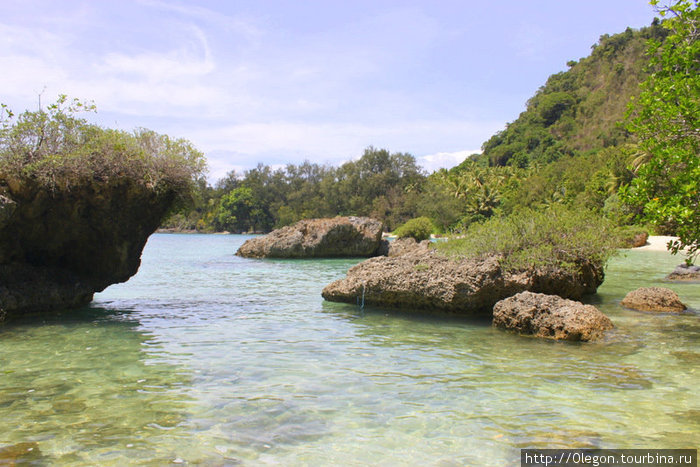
[620,287,687,313]
[492,291,614,341]
[666,264,700,282]
[322,250,604,314]
[0,97,204,319]
[236,217,385,258]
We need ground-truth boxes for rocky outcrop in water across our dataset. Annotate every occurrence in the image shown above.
[0,179,178,319]
[492,291,614,341]
[236,217,384,258]
[321,249,604,314]
[629,232,649,248]
[620,287,687,313]
[666,264,700,282]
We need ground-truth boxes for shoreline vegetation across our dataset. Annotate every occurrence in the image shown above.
[154,227,684,255]
[159,11,697,266]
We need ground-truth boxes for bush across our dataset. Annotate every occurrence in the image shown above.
[393,216,434,241]
[436,205,621,273]
[0,96,206,194]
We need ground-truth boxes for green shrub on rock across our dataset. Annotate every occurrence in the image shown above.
[393,216,434,241]
[436,206,621,274]
[0,95,205,194]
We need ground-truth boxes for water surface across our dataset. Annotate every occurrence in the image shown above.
[0,234,698,465]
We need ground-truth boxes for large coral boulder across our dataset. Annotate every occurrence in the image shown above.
[620,287,687,313]
[0,179,178,318]
[321,250,604,314]
[492,291,614,341]
[236,217,384,258]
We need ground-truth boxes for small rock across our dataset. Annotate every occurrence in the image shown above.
[386,237,432,257]
[620,287,687,313]
[492,292,614,341]
[631,232,649,248]
[666,264,700,282]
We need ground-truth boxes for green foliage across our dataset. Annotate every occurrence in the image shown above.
[0,96,205,195]
[177,147,427,233]
[435,206,621,274]
[622,0,699,264]
[536,91,577,126]
[478,23,666,168]
[393,217,435,241]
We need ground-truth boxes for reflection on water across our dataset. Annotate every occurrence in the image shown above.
[0,235,698,465]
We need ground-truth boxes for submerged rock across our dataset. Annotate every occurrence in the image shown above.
[666,264,700,282]
[236,216,384,258]
[0,179,178,318]
[0,442,43,464]
[620,287,687,313]
[492,291,614,341]
[321,250,604,314]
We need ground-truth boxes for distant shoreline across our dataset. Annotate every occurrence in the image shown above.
[155,230,684,254]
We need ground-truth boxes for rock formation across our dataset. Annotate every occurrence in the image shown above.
[385,237,433,257]
[620,287,687,313]
[236,217,384,258]
[0,179,178,319]
[322,249,604,314]
[630,232,649,248]
[666,264,700,282]
[492,291,614,341]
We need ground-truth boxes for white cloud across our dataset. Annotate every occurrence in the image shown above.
[417,150,481,172]
[0,2,506,185]
[192,120,499,181]
[97,30,214,80]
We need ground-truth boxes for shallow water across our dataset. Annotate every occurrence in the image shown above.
[0,234,698,466]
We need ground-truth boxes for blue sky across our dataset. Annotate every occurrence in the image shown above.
[1,0,657,181]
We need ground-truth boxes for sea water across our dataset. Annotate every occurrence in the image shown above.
[0,234,697,465]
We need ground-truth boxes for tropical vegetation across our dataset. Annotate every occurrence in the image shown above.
[0,95,206,195]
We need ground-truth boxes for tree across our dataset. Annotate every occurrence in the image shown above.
[623,0,699,263]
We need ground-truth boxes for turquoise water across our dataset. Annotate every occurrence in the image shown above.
[0,234,698,466]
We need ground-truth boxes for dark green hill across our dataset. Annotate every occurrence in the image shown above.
[478,22,668,168]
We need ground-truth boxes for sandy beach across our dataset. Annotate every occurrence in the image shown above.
[634,235,683,252]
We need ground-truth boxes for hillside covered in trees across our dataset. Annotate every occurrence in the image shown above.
[165,14,696,260]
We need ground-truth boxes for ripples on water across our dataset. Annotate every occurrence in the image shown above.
[0,234,698,465]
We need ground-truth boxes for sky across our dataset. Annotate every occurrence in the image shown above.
[0,0,658,181]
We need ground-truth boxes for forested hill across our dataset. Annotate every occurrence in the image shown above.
[164,20,677,235]
[477,22,667,168]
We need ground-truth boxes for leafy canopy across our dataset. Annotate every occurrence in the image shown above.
[622,0,699,264]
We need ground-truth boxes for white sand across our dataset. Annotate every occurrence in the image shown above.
[634,235,683,252]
